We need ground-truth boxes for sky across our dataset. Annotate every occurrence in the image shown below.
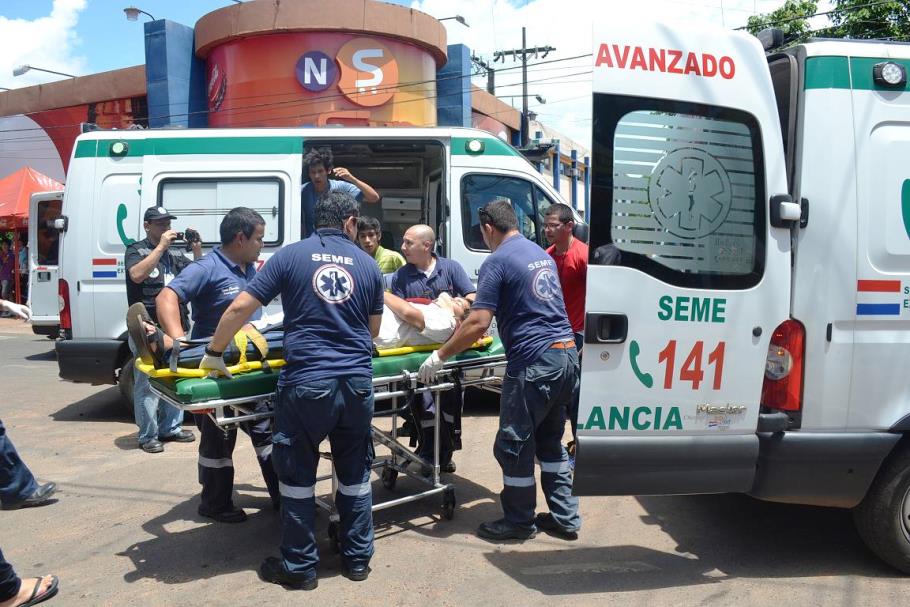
[0,0,835,180]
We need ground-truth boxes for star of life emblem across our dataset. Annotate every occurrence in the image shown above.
[532,268,560,301]
[313,263,354,304]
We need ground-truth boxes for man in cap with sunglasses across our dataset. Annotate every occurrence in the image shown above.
[124,206,201,454]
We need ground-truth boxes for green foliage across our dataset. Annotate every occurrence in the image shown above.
[746,0,818,41]
[829,0,910,41]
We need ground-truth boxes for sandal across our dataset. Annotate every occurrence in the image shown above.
[16,575,59,607]
[125,302,166,368]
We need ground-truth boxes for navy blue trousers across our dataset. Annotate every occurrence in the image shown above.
[495,347,581,531]
[0,419,37,508]
[272,375,375,576]
[195,399,280,513]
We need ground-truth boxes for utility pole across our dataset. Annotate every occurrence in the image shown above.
[493,27,555,147]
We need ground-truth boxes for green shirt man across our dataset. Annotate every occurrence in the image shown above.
[358,217,405,274]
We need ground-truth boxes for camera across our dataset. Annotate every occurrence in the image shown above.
[174,228,201,252]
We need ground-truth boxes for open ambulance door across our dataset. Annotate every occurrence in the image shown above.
[573,21,795,495]
[28,191,64,324]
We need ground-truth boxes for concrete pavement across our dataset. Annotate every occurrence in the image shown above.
[0,317,906,606]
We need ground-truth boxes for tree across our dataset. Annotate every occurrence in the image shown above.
[746,0,818,41]
[830,0,910,41]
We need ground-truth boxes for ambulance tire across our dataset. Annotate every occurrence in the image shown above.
[118,358,136,417]
[853,444,910,573]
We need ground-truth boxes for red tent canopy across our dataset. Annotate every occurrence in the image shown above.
[0,167,63,231]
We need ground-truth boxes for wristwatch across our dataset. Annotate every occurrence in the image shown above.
[204,345,223,357]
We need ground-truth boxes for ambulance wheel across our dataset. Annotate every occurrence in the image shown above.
[327,521,341,553]
[118,358,135,416]
[854,444,910,573]
[381,468,397,490]
[442,488,456,520]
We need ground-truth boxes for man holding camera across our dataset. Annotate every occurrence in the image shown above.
[125,206,202,453]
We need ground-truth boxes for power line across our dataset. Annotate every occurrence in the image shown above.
[0,52,594,140]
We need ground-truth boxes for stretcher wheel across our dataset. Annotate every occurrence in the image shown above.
[381,467,398,490]
[328,521,341,553]
[442,488,456,520]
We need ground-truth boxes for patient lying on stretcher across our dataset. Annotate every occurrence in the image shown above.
[127,293,471,370]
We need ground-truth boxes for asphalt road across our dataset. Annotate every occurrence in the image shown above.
[0,318,907,606]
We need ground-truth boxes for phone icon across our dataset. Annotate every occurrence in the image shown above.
[117,203,136,247]
[629,340,654,388]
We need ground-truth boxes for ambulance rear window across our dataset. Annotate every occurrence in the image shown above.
[158,177,284,246]
[589,94,766,289]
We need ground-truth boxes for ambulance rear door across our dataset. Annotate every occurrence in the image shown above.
[574,21,795,495]
[28,191,64,326]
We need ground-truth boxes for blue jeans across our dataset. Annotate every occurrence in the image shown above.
[129,336,183,445]
[272,376,375,576]
[0,419,38,508]
[0,546,20,602]
[495,347,581,531]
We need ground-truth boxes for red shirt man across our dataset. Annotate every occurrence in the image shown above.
[544,203,588,339]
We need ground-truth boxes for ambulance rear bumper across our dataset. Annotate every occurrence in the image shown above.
[56,338,128,385]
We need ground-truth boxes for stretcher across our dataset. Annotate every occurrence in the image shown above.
[143,337,506,531]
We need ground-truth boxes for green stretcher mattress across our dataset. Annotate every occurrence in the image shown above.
[150,337,505,405]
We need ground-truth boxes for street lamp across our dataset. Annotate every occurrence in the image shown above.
[12,65,76,78]
[438,15,469,27]
[123,6,156,21]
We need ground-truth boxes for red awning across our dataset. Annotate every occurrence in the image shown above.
[0,167,63,231]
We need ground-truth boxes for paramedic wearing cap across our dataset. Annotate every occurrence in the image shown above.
[418,200,581,541]
[199,191,383,590]
[390,224,475,473]
[301,147,379,238]
[124,206,201,454]
[156,207,280,524]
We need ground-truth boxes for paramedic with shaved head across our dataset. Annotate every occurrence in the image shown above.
[418,200,581,541]
[390,224,476,474]
[200,191,384,590]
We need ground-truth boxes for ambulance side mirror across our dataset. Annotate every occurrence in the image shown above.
[769,194,800,228]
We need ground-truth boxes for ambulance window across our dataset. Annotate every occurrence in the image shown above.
[35,199,62,265]
[768,54,798,191]
[158,178,284,246]
[461,174,540,250]
[589,94,765,289]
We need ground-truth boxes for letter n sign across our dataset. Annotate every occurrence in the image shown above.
[296,51,337,92]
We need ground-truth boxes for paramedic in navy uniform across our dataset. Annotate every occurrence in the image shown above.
[418,200,581,541]
[200,191,384,590]
[156,207,280,524]
[390,224,475,473]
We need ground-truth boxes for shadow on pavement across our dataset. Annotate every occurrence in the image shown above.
[370,469,501,542]
[117,469,500,585]
[635,493,898,578]
[51,386,132,423]
[24,349,56,361]
[485,493,900,595]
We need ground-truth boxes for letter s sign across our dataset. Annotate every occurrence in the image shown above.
[337,38,398,107]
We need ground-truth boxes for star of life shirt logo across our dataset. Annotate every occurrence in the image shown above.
[532,268,560,301]
[313,263,354,304]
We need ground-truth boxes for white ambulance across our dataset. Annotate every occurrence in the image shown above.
[574,21,910,572]
[27,191,64,338]
[54,127,578,407]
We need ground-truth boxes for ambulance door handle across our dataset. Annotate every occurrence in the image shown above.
[826,323,832,342]
[584,313,627,344]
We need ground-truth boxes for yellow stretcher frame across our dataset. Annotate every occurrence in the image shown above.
[136,336,494,379]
